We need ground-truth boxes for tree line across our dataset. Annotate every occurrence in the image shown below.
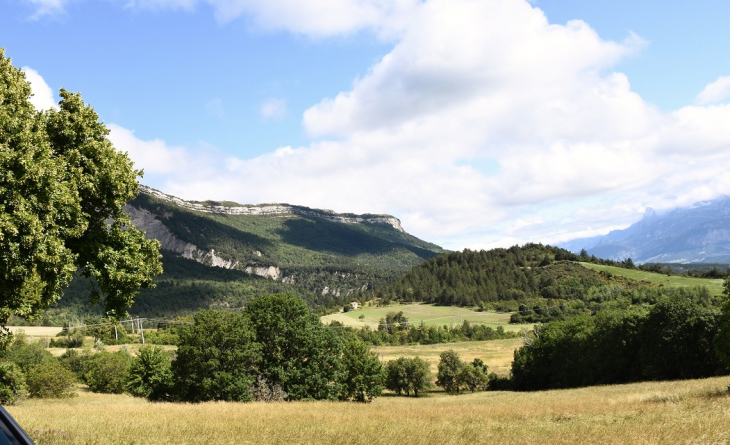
[510,286,730,390]
[0,294,387,404]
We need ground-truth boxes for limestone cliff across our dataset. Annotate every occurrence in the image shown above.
[139,185,404,232]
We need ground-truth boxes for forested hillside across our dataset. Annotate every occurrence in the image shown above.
[40,187,444,321]
[370,244,721,323]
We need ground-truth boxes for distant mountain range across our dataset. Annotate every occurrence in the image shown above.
[560,196,730,264]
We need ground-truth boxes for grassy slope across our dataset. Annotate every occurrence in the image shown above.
[579,262,725,295]
[8,377,730,445]
[321,303,531,332]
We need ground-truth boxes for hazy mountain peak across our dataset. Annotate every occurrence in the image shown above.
[561,196,730,264]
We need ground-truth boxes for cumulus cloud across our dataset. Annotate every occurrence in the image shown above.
[48,0,730,249]
[21,67,58,110]
[696,76,730,105]
[260,98,286,120]
[107,124,225,194]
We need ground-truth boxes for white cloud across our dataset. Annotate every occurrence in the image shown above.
[696,76,730,105]
[23,0,68,18]
[107,124,226,194]
[205,98,225,118]
[21,67,58,111]
[124,0,198,11]
[86,0,730,250]
[260,98,286,120]
[126,0,419,38]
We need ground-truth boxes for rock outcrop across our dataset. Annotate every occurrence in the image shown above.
[139,185,404,232]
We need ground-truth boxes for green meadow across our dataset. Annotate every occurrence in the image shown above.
[579,262,725,295]
[321,303,531,332]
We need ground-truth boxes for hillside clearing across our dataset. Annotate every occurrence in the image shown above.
[7,377,730,445]
[579,262,725,295]
[321,303,531,332]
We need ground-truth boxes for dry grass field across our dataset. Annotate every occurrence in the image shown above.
[373,337,523,375]
[6,377,730,445]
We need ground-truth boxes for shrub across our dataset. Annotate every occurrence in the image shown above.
[0,362,27,404]
[6,335,55,373]
[25,362,76,398]
[58,348,88,379]
[84,351,133,394]
[127,346,174,401]
[487,372,513,391]
[141,330,179,346]
[49,332,84,348]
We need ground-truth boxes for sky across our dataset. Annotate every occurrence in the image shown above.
[3,0,730,251]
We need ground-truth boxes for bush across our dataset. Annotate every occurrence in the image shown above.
[487,372,513,391]
[25,362,76,398]
[6,335,55,373]
[127,346,173,401]
[141,330,179,346]
[0,362,27,404]
[84,351,133,394]
[80,319,131,345]
[58,348,88,379]
[50,332,84,348]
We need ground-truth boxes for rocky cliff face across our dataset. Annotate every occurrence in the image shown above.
[125,186,432,290]
[139,185,404,232]
[125,204,282,279]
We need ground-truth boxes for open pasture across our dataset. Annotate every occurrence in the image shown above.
[373,337,523,376]
[7,326,64,337]
[321,303,530,332]
[580,262,725,295]
[7,376,730,445]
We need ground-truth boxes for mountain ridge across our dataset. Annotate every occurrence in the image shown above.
[560,195,730,264]
[138,185,405,232]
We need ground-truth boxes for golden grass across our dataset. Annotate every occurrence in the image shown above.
[7,326,64,337]
[373,338,523,376]
[7,377,730,445]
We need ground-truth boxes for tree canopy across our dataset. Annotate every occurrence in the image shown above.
[0,49,161,336]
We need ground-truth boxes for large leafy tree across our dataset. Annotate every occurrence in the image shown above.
[339,340,384,403]
[172,310,261,402]
[436,349,464,394]
[0,49,161,337]
[244,293,344,401]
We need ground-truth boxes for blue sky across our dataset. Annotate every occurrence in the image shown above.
[3,0,730,250]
